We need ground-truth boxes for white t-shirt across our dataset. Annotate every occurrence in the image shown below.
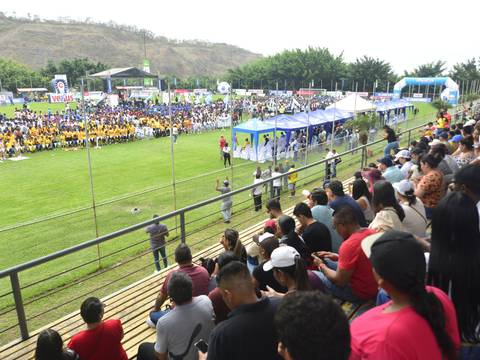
[253,178,263,196]
[271,171,282,187]
[400,161,413,178]
[401,199,428,238]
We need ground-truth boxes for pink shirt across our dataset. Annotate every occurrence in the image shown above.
[349,286,460,360]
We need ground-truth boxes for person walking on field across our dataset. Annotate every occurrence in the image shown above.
[219,135,226,160]
[146,215,169,273]
[223,142,231,167]
[287,164,298,197]
[252,173,263,211]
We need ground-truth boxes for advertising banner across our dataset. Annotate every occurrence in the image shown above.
[48,93,74,103]
[402,97,432,103]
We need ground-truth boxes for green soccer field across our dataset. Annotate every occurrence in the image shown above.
[0,102,440,344]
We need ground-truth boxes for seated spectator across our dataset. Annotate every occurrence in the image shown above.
[377,156,405,183]
[220,229,247,263]
[351,230,460,359]
[138,272,214,360]
[277,215,310,260]
[325,180,367,227]
[351,179,374,224]
[252,234,288,293]
[68,297,128,360]
[35,329,79,360]
[413,153,444,219]
[274,291,351,360]
[428,141,454,176]
[310,189,343,252]
[369,181,406,232]
[392,180,427,238]
[393,149,413,178]
[293,202,331,252]
[428,191,480,353]
[208,251,238,324]
[265,199,283,234]
[148,244,210,326]
[262,246,324,296]
[451,164,480,224]
[453,136,476,168]
[361,168,384,194]
[409,147,425,180]
[312,207,377,302]
[206,261,282,360]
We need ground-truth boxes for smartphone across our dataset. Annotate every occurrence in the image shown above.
[194,339,209,353]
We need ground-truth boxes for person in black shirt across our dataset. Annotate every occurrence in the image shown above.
[277,215,310,261]
[293,202,332,253]
[252,233,288,293]
[383,125,398,157]
[205,261,282,360]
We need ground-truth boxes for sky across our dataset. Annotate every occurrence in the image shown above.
[2,0,478,74]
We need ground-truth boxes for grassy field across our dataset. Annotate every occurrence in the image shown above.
[0,102,77,118]
[0,102,438,344]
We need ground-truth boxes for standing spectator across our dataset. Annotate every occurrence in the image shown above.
[383,125,398,157]
[330,149,340,178]
[206,261,282,360]
[148,244,210,326]
[312,207,377,302]
[351,230,460,360]
[310,189,343,252]
[222,142,231,167]
[413,153,444,219]
[293,202,331,253]
[138,272,215,360]
[325,180,367,227]
[451,164,480,223]
[146,215,169,273]
[392,180,427,238]
[68,297,128,360]
[172,125,178,143]
[274,291,351,360]
[287,164,298,197]
[215,178,232,223]
[325,148,334,180]
[219,135,226,160]
[271,166,283,199]
[428,191,480,353]
[252,173,263,211]
[35,329,79,360]
[351,179,375,224]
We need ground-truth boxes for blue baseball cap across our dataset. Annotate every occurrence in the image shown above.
[377,157,393,167]
[449,134,463,143]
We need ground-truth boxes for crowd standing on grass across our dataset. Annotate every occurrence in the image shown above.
[34,102,480,359]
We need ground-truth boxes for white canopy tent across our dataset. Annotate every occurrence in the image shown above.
[327,93,376,113]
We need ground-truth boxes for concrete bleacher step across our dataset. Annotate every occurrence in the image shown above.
[1,177,357,360]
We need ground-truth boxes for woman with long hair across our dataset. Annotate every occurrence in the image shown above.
[277,215,310,260]
[351,179,374,223]
[220,228,247,263]
[453,136,476,168]
[35,329,79,360]
[369,181,406,232]
[428,192,480,351]
[350,230,460,359]
[414,153,444,219]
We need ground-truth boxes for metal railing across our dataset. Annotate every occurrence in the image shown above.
[0,106,462,345]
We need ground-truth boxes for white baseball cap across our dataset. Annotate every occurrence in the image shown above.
[465,119,476,127]
[394,149,411,160]
[428,139,442,146]
[263,246,299,271]
[256,232,274,244]
[392,179,414,196]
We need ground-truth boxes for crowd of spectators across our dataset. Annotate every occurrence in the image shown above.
[34,102,480,359]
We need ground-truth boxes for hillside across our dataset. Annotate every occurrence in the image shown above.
[0,14,261,77]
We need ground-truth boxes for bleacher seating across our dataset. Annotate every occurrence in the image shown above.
[0,177,357,360]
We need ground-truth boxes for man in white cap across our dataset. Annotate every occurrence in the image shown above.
[394,150,412,179]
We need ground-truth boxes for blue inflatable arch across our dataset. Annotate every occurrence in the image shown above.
[393,77,459,105]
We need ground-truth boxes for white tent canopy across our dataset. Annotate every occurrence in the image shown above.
[327,94,376,113]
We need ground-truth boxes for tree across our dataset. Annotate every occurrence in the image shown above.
[449,58,480,83]
[0,59,48,92]
[40,58,108,88]
[347,56,397,92]
[404,61,446,77]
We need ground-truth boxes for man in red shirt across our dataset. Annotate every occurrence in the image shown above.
[68,297,127,360]
[219,135,226,160]
[148,244,210,326]
[312,206,378,302]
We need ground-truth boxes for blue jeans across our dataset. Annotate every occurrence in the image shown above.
[384,141,399,157]
[149,309,170,325]
[152,246,167,272]
[313,259,362,303]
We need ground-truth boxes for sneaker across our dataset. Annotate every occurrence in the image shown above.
[146,317,156,328]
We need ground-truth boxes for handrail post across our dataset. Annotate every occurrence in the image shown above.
[179,212,186,243]
[11,272,29,340]
[407,129,412,147]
